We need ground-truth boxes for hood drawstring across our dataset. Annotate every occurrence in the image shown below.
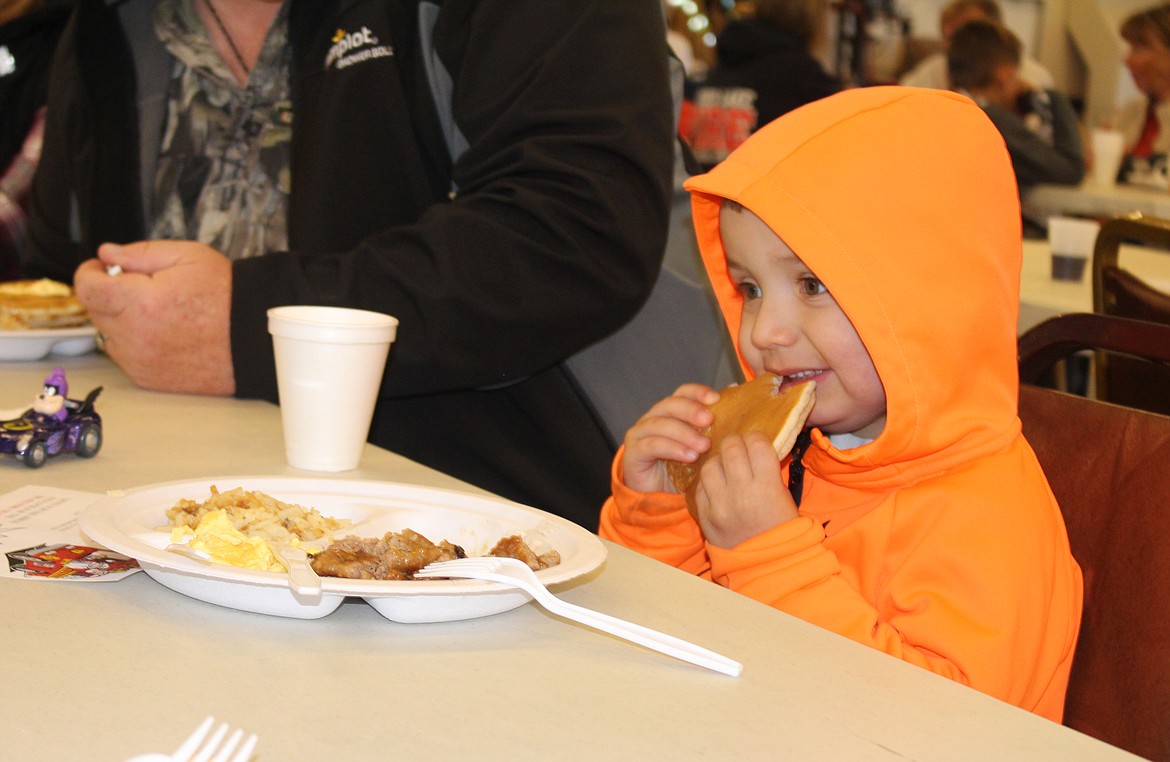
[787,429,813,507]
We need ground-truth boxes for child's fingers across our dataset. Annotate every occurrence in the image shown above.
[627,407,712,456]
[718,432,780,482]
[629,430,704,467]
[717,434,751,473]
[618,384,721,495]
[669,382,721,405]
[693,432,793,546]
[742,431,784,474]
[638,390,717,432]
[637,384,719,426]
[626,414,711,461]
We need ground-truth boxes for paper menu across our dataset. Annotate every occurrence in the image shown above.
[0,485,139,581]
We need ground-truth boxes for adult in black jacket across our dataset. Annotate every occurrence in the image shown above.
[24,0,676,529]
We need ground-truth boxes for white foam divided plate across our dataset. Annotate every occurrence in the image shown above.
[0,326,98,361]
[80,476,607,622]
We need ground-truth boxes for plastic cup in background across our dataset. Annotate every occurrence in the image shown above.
[268,306,398,472]
[1090,128,1126,189]
[1047,216,1101,282]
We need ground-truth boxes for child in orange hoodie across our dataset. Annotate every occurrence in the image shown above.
[600,87,1083,721]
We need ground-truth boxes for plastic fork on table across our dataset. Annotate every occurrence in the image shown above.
[415,557,743,676]
[172,716,257,762]
[122,715,258,762]
[270,543,323,603]
[165,542,322,604]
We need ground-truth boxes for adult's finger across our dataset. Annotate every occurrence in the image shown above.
[97,240,209,275]
[73,258,149,316]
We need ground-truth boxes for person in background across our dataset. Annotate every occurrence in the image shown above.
[0,0,73,280]
[600,87,1082,720]
[23,0,676,530]
[1114,2,1170,188]
[679,0,840,170]
[946,19,1084,193]
[900,0,1053,92]
[0,112,40,281]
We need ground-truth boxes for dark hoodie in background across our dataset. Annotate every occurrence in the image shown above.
[0,0,73,171]
[680,18,840,169]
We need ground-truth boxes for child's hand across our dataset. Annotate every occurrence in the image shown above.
[621,383,719,494]
[692,431,797,548]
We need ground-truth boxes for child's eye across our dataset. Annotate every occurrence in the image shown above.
[798,277,827,297]
[737,281,762,300]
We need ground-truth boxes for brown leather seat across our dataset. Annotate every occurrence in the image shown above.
[1019,313,1170,759]
[1092,214,1170,415]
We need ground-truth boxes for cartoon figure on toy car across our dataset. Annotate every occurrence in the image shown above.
[0,368,103,468]
[35,367,69,421]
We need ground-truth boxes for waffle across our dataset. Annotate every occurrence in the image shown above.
[666,375,816,494]
[0,279,89,330]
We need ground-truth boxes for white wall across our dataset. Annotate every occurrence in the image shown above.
[1038,0,1150,127]
[895,0,1153,126]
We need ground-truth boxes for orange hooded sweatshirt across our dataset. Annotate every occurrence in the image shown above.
[600,87,1082,721]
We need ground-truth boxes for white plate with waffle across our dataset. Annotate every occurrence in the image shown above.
[0,279,95,360]
[0,326,98,361]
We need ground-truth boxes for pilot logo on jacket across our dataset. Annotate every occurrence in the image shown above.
[325,26,394,71]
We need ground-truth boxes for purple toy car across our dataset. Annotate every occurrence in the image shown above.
[0,387,103,468]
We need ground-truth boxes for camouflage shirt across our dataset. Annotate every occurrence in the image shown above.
[150,0,291,260]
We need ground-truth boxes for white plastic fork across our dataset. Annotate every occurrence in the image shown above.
[415,557,743,676]
[172,716,258,762]
[270,543,323,604]
[165,542,322,604]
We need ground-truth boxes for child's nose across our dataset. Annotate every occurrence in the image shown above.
[750,302,800,348]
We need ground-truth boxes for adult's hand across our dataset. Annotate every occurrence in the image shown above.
[74,240,236,395]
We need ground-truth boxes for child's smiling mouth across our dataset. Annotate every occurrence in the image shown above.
[774,368,825,389]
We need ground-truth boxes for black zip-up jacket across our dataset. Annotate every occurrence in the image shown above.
[25,0,675,528]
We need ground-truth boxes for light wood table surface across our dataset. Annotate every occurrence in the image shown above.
[1018,238,1170,334]
[1024,180,1170,222]
[0,355,1137,760]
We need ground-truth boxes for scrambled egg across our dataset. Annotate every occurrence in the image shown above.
[170,510,284,572]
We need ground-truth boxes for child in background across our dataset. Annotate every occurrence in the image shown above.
[946,19,1085,192]
[600,87,1083,721]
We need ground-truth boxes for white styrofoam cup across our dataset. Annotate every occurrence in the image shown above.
[268,306,398,471]
[1090,128,1126,188]
[1047,216,1101,282]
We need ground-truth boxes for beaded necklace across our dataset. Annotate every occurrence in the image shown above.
[202,0,250,77]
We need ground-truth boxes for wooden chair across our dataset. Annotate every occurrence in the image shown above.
[1019,313,1170,387]
[1092,214,1170,414]
[1018,313,1170,760]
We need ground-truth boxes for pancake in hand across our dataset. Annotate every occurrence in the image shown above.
[0,279,89,330]
[666,374,816,493]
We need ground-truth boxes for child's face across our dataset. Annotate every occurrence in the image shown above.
[1125,31,1170,100]
[988,62,1025,110]
[720,204,886,440]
